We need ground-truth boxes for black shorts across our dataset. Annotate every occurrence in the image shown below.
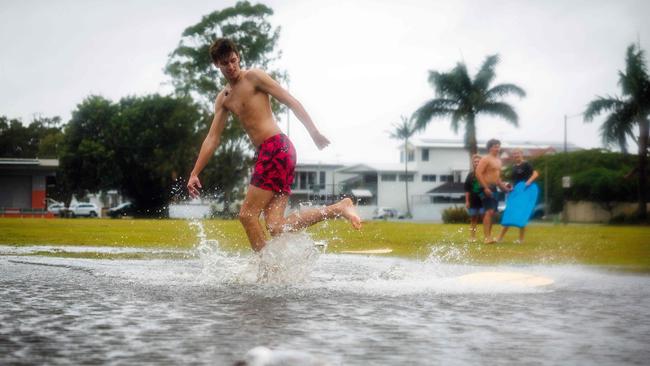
[479,185,499,211]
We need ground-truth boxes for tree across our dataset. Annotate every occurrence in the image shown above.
[584,44,650,219]
[413,54,526,159]
[111,95,202,215]
[388,115,418,217]
[59,96,121,201]
[59,94,202,215]
[532,149,641,213]
[0,115,63,158]
[165,1,286,213]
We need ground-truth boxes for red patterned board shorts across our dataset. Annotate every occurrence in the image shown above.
[250,133,297,194]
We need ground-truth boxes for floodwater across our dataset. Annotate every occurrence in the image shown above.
[1,224,649,365]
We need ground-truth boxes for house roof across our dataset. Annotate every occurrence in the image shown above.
[336,163,417,174]
[427,182,465,195]
[405,138,581,151]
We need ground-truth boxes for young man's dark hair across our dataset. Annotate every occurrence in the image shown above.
[209,38,240,64]
[486,138,501,150]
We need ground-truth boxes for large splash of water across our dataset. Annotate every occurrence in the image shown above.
[189,219,320,285]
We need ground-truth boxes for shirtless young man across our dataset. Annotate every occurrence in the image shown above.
[475,139,511,244]
[187,38,361,252]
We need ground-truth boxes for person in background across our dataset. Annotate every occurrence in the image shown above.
[464,154,484,242]
[497,148,539,243]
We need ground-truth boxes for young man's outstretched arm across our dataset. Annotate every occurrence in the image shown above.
[187,92,229,198]
[248,69,330,150]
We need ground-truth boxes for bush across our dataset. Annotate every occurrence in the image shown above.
[442,206,470,224]
[609,213,650,225]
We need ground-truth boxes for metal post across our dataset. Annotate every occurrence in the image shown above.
[564,114,567,154]
[544,161,549,218]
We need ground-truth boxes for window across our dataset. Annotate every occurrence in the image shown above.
[407,150,414,162]
[440,174,453,182]
[422,149,429,161]
[381,174,397,182]
[299,172,307,189]
[422,174,437,182]
[398,174,414,182]
[319,171,326,185]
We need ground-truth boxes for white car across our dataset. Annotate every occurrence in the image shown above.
[69,203,99,217]
[47,203,66,215]
[372,207,405,220]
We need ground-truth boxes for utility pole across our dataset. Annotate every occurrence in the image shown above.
[564,114,567,154]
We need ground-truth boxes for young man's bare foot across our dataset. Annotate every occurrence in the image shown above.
[337,198,362,229]
[484,238,496,244]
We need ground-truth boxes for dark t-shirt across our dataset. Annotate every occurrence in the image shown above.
[512,161,534,184]
[464,172,483,209]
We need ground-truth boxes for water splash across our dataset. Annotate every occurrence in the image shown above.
[257,232,320,284]
[188,219,320,285]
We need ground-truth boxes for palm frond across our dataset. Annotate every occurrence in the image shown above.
[413,99,457,131]
[429,69,464,100]
[597,101,636,150]
[473,54,499,92]
[618,44,650,98]
[584,96,624,122]
[388,115,418,140]
[485,83,526,100]
[480,102,519,126]
[450,109,465,134]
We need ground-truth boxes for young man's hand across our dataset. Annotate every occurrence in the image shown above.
[311,131,330,150]
[187,175,202,198]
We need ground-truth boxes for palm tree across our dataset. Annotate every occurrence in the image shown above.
[585,44,650,219]
[388,115,418,217]
[413,54,526,159]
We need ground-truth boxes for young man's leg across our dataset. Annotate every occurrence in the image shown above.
[239,185,276,252]
[483,209,495,243]
[264,195,361,236]
[469,214,478,240]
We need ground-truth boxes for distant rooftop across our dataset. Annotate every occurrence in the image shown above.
[407,138,581,152]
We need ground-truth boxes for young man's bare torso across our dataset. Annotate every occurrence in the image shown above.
[187,39,360,252]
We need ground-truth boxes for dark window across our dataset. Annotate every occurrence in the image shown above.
[407,151,414,162]
[381,174,397,182]
[422,149,429,161]
[399,174,414,182]
[422,174,437,182]
[319,171,326,185]
[300,172,307,189]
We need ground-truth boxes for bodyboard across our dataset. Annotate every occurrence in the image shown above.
[501,182,539,228]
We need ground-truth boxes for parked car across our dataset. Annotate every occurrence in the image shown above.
[372,207,405,220]
[107,202,134,218]
[69,203,99,217]
[47,203,66,216]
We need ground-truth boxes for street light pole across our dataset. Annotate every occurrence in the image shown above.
[564,114,567,154]
[563,113,582,153]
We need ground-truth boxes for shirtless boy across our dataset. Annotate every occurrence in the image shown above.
[475,139,510,244]
[187,38,361,252]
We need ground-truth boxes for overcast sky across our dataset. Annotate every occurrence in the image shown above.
[1,0,649,164]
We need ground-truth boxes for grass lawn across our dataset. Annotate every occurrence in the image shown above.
[1,218,649,271]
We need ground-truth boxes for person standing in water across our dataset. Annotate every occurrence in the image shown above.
[497,148,539,243]
[187,38,361,252]
[464,154,484,242]
[475,139,511,244]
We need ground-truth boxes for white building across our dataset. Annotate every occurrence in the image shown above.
[292,138,580,221]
